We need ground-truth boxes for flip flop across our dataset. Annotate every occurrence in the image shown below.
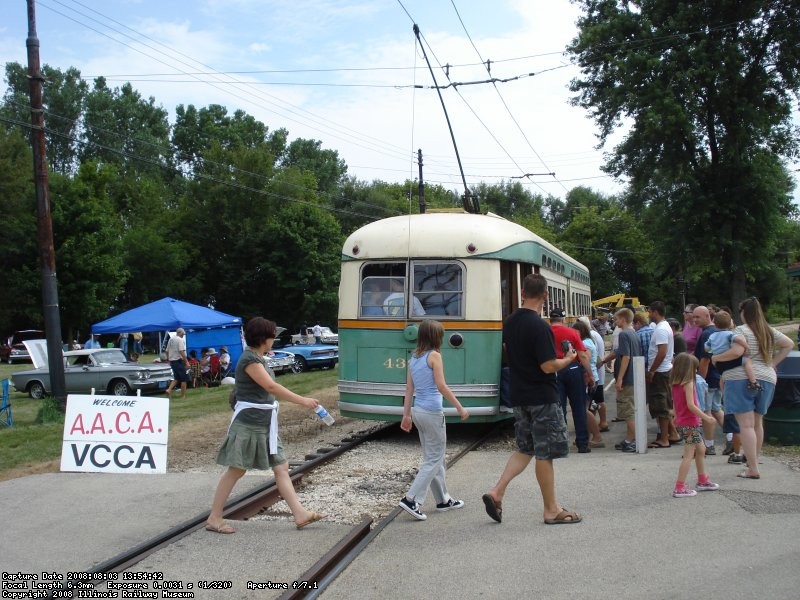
[205,522,236,534]
[668,439,683,446]
[611,418,625,422]
[482,493,502,523]
[296,512,325,529]
[648,441,670,449]
[544,508,582,525]
[736,471,760,479]
[599,426,610,432]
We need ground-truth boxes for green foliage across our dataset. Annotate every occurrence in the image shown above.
[36,397,64,424]
[0,125,41,329]
[568,0,800,307]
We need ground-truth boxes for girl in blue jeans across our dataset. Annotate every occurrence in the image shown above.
[399,320,470,520]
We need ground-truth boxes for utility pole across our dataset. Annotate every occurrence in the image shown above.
[26,0,66,406]
[417,149,426,214]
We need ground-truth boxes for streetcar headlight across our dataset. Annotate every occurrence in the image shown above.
[448,333,464,348]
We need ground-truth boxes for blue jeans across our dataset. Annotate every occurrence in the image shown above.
[407,406,450,506]
[556,364,589,447]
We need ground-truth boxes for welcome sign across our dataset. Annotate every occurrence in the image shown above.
[61,394,169,474]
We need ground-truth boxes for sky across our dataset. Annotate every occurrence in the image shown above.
[0,0,797,203]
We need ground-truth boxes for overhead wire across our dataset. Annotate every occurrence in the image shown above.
[449,0,570,194]
[3,97,403,218]
[0,111,400,221]
[39,0,417,165]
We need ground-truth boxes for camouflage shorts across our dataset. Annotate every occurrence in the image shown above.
[676,425,703,446]
[513,403,569,460]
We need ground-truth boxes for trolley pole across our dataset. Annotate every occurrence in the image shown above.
[26,0,66,406]
[417,149,426,214]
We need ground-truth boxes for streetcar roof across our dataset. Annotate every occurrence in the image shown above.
[342,212,589,277]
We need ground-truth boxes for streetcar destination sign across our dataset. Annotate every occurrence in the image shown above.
[60,394,169,473]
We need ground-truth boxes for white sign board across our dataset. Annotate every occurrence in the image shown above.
[61,394,169,474]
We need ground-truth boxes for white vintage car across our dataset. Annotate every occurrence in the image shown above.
[11,340,174,399]
[290,326,339,345]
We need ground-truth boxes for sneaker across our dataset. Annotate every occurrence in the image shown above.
[398,497,427,520]
[620,440,637,453]
[696,480,720,491]
[577,446,591,453]
[673,487,698,498]
[728,453,746,464]
[722,441,734,455]
[705,445,716,455]
[436,498,465,512]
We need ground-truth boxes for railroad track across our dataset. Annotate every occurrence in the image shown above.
[48,421,505,598]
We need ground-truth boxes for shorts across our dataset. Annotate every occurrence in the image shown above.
[513,403,568,460]
[170,359,190,383]
[646,371,672,418]
[591,383,605,404]
[676,425,703,445]
[616,384,634,421]
[702,387,723,413]
[722,412,740,434]
[723,379,776,416]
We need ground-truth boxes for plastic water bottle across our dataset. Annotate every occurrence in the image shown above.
[315,405,335,426]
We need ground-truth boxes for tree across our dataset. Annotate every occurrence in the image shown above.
[81,78,171,177]
[50,162,128,337]
[0,125,40,333]
[1,62,87,175]
[568,0,800,308]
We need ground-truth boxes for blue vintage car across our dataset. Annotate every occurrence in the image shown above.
[274,327,338,372]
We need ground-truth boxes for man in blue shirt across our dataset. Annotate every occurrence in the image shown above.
[84,334,101,349]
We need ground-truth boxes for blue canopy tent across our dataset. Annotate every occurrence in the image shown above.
[91,298,244,367]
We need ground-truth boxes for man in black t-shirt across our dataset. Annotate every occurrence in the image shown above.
[481,273,583,526]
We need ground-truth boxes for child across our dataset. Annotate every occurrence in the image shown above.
[671,353,720,498]
[399,320,470,520]
[705,311,760,390]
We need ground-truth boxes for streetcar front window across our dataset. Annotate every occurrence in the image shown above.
[359,261,464,318]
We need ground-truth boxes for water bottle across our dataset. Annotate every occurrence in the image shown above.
[315,405,335,426]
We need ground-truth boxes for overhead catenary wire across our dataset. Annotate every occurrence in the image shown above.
[28,0,623,195]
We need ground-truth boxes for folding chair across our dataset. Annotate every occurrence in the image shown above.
[1,379,13,427]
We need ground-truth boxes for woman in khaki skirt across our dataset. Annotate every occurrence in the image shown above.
[206,317,324,534]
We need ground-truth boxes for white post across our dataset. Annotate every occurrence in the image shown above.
[633,356,648,453]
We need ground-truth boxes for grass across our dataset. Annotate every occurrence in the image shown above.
[0,357,338,478]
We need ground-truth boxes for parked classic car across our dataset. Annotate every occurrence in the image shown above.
[11,341,174,399]
[1,329,46,364]
[265,349,300,374]
[275,327,338,372]
[291,326,339,345]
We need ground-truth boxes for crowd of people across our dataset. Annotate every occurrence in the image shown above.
[201,278,794,534]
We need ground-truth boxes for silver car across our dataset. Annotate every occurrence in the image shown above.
[11,342,174,399]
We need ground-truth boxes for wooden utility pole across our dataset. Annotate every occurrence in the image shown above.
[26,0,66,405]
[417,149,426,214]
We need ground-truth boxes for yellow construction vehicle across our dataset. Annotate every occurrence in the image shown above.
[592,293,648,314]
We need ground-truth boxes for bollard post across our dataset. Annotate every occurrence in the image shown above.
[633,356,648,453]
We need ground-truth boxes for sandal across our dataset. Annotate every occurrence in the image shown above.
[205,521,236,534]
[647,440,670,449]
[482,493,502,523]
[544,508,582,525]
[296,512,325,529]
[736,471,760,479]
